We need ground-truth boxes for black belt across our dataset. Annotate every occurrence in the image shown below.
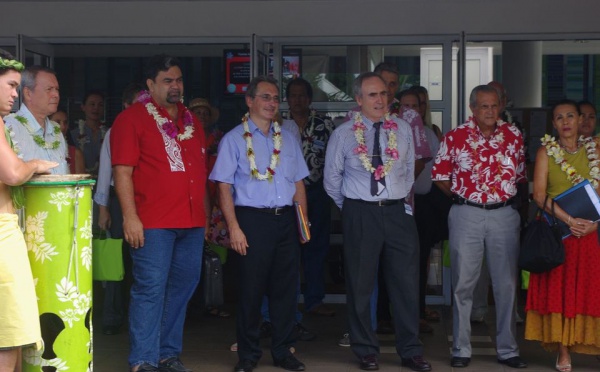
[453,196,514,210]
[347,198,405,207]
[237,206,292,215]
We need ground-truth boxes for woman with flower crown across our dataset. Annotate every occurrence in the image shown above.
[0,50,58,372]
[526,99,600,372]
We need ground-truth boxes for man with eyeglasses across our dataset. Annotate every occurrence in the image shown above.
[210,76,309,372]
[325,72,432,372]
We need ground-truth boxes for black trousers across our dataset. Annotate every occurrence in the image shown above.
[342,198,422,359]
[235,207,300,363]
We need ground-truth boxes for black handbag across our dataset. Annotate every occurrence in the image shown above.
[518,196,565,273]
[201,246,224,308]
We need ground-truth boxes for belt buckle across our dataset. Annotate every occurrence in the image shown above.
[274,207,283,215]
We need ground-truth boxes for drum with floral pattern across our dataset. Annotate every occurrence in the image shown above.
[21,175,95,372]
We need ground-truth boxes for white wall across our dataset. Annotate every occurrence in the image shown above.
[0,0,598,40]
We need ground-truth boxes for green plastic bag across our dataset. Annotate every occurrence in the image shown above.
[205,240,228,265]
[442,240,451,267]
[521,270,530,290]
[92,235,124,281]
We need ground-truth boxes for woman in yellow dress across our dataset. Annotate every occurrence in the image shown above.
[526,99,600,372]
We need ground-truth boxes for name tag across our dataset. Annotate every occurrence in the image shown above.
[404,203,413,216]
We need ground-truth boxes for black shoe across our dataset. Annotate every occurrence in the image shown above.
[498,356,528,368]
[295,323,316,341]
[260,321,273,338]
[401,355,432,372]
[103,325,121,335]
[134,363,159,372]
[450,357,471,368]
[234,359,257,372]
[274,355,305,371]
[158,357,191,372]
[359,354,379,371]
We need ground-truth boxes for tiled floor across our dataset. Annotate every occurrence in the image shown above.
[94,302,600,372]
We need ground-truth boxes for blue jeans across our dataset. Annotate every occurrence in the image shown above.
[128,228,204,368]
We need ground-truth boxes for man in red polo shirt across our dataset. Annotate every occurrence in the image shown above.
[111,54,208,372]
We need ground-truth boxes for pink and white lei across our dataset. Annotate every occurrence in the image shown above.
[352,112,398,181]
[138,90,194,141]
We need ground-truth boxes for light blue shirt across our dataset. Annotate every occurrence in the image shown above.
[93,128,113,207]
[324,114,415,209]
[209,118,309,208]
[281,119,301,146]
[4,104,69,174]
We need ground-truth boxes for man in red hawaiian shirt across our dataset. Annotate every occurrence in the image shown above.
[432,85,527,369]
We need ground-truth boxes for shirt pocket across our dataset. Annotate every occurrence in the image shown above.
[281,153,299,182]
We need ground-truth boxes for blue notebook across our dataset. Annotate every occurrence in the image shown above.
[544,180,600,238]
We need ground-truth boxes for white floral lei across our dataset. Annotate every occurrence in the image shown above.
[542,134,600,188]
[352,112,398,181]
[242,113,282,181]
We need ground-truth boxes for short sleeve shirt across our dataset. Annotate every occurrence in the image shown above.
[431,118,526,204]
[209,118,309,208]
[111,101,207,228]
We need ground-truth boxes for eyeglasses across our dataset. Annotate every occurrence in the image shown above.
[255,94,280,103]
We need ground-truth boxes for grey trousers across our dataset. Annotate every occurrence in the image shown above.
[448,204,520,359]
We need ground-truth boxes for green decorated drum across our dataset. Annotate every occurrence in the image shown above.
[21,175,95,372]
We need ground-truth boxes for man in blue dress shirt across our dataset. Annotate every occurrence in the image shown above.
[324,72,431,372]
[210,76,309,372]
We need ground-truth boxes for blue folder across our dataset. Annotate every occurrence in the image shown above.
[544,179,600,238]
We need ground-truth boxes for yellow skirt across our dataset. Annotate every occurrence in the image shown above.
[0,213,42,349]
[525,311,600,354]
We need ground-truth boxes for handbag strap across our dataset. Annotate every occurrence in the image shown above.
[538,195,558,226]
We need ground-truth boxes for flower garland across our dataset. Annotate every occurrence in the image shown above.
[352,112,398,181]
[3,127,24,209]
[242,113,282,181]
[138,90,194,141]
[465,117,506,193]
[12,114,61,149]
[541,134,600,188]
[0,57,24,71]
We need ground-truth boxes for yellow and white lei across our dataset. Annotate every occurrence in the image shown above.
[542,134,600,188]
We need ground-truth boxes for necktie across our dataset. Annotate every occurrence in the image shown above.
[370,121,386,196]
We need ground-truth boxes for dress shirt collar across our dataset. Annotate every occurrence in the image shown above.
[247,117,276,136]
[360,113,386,130]
[18,103,48,134]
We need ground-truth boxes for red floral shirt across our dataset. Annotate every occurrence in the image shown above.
[431,118,526,204]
